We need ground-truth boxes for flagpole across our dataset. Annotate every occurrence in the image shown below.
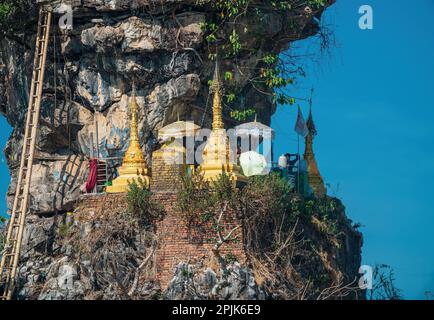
[297,133,300,194]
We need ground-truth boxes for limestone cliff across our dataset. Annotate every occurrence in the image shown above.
[0,0,366,301]
[14,191,363,300]
[0,0,332,214]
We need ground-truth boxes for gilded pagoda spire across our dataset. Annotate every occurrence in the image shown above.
[199,58,247,187]
[122,83,147,167]
[106,82,150,193]
[211,60,224,130]
[304,109,317,167]
[303,108,326,197]
[129,84,140,144]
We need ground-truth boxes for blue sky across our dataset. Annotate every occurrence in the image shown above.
[1,0,433,299]
[272,0,434,299]
[0,116,11,219]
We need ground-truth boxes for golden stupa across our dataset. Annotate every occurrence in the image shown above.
[106,85,150,193]
[303,109,326,197]
[199,61,247,186]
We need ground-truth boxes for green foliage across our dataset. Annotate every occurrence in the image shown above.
[273,93,295,106]
[176,171,246,256]
[0,2,14,21]
[59,221,74,238]
[228,29,241,55]
[0,1,32,35]
[260,67,293,89]
[127,178,164,226]
[177,170,210,222]
[230,108,256,121]
[226,92,236,103]
[224,71,233,81]
[308,0,327,10]
[244,173,295,220]
[224,252,238,264]
[177,171,239,227]
[303,196,343,247]
[177,170,362,299]
[196,0,325,118]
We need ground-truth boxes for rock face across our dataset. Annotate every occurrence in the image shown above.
[14,193,363,300]
[0,0,333,214]
[165,262,266,300]
[1,0,364,301]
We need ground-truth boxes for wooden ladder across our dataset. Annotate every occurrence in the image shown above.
[0,8,52,300]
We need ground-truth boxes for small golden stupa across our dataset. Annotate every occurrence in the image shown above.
[106,85,150,193]
[199,61,247,186]
[151,116,200,191]
[303,109,326,197]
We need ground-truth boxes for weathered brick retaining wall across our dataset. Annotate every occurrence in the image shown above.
[75,191,246,288]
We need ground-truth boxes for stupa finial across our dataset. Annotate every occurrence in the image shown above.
[211,56,224,130]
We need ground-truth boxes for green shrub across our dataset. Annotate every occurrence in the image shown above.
[244,172,295,220]
[0,3,14,20]
[58,221,74,238]
[127,178,164,226]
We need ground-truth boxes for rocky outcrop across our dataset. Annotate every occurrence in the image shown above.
[0,0,334,214]
[165,262,265,300]
[14,193,363,300]
[1,0,364,302]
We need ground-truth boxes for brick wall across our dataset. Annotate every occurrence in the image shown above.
[151,146,186,192]
[75,191,246,289]
[75,193,128,221]
[152,191,246,287]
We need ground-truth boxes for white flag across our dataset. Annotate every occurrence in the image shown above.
[294,106,308,137]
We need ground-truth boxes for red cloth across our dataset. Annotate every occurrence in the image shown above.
[85,159,98,193]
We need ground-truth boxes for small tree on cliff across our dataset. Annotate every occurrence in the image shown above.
[127,178,164,227]
[195,0,332,121]
[177,171,242,273]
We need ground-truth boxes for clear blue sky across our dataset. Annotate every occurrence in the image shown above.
[1,0,433,299]
[0,116,11,220]
[272,0,434,299]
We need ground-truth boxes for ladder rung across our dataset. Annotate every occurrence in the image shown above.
[4,253,16,257]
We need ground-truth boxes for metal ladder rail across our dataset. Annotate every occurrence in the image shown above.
[0,8,52,300]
